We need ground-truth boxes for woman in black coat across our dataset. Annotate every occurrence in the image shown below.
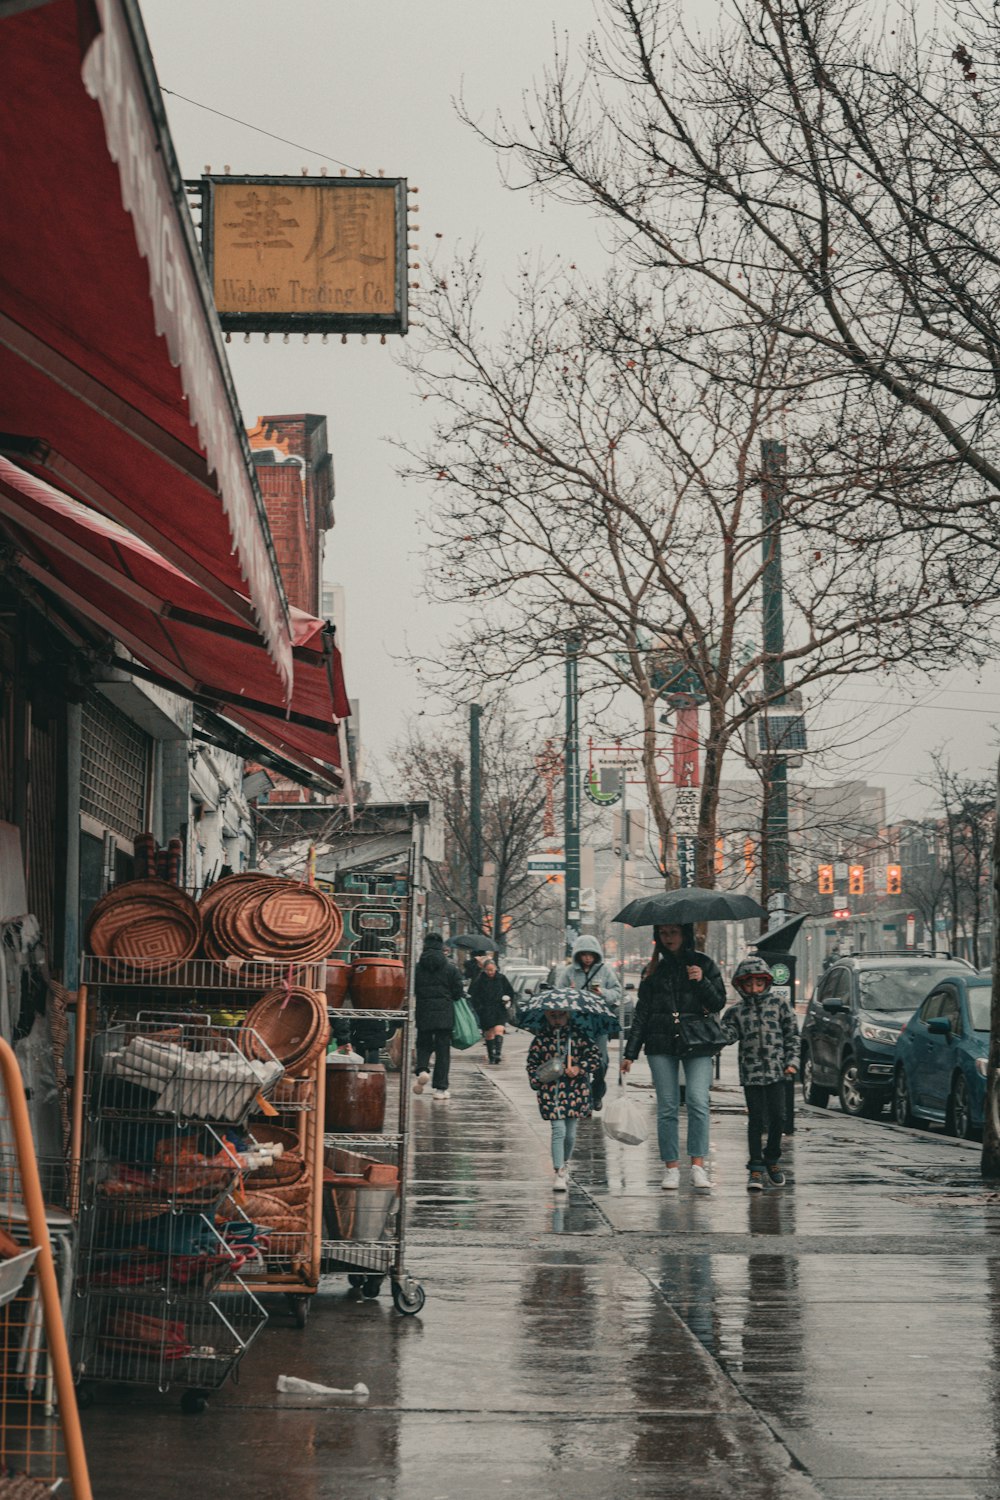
[469,958,515,1065]
[621,922,726,1192]
[413,933,464,1100]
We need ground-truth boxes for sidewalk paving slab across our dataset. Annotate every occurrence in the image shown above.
[80,1031,1000,1498]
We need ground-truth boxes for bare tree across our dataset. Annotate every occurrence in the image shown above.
[478,0,1000,552]
[926,752,994,965]
[389,703,550,943]
[405,263,980,893]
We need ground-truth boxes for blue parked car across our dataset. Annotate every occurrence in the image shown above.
[893,976,991,1138]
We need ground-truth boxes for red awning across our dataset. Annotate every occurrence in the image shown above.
[0,0,292,690]
[0,457,346,784]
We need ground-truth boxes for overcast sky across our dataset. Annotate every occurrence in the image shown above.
[142,0,1000,820]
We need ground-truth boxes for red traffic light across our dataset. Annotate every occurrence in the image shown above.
[832,908,851,920]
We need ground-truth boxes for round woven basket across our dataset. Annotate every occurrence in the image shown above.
[242,988,328,1072]
[247,1122,300,1153]
[86,880,201,966]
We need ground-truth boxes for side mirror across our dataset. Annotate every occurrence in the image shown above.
[625,983,636,992]
[926,1017,952,1036]
[822,999,848,1014]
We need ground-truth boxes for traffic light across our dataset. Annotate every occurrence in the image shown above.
[886,864,902,895]
[848,864,865,896]
[817,865,834,895]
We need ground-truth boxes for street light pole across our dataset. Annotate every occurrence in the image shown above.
[469,702,483,931]
[761,437,789,927]
[564,640,581,949]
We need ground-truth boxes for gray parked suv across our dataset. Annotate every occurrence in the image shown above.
[800,954,973,1118]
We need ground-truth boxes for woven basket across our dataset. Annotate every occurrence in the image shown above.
[245,1154,304,1190]
[264,1180,310,1208]
[242,988,328,1073]
[247,1122,300,1153]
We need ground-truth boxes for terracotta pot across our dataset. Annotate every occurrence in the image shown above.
[324,1062,387,1133]
[349,957,406,1011]
[325,960,351,1009]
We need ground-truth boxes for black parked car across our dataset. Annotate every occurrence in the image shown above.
[800,954,973,1118]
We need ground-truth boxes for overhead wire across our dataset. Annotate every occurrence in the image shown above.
[160,88,365,175]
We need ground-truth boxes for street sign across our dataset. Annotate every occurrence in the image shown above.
[590,744,642,770]
[527,852,565,873]
[673,787,699,836]
[583,767,622,807]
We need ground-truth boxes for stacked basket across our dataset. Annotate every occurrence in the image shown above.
[198,875,342,963]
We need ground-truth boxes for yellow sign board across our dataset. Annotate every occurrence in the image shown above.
[203,176,407,335]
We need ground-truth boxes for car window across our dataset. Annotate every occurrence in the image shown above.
[967,985,991,1033]
[823,968,850,1001]
[918,991,943,1022]
[857,966,959,1012]
[938,987,961,1031]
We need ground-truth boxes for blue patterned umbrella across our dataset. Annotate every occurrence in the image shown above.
[517,986,616,1033]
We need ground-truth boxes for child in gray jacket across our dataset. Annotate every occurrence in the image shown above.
[722,956,798,1191]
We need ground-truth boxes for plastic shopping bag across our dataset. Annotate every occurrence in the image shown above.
[602,1088,648,1146]
[451,996,481,1050]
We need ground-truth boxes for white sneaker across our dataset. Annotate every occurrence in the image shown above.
[661,1167,680,1191]
[691,1164,712,1191]
[412,1071,430,1095]
[431,1088,450,1101]
[552,1168,569,1192]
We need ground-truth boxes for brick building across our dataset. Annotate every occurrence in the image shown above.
[247,414,335,615]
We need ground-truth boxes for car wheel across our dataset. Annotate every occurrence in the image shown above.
[893,1066,914,1128]
[838,1056,870,1118]
[801,1049,830,1108]
[946,1073,977,1140]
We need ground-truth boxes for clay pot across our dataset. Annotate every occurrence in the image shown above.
[349,957,406,1011]
[324,1062,387,1133]
[325,960,351,1009]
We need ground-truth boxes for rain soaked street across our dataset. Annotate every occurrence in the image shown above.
[83,1035,1000,1499]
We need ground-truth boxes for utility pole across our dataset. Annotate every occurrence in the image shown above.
[469,702,483,931]
[761,437,794,1135]
[761,438,789,929]
[564,640,581,950]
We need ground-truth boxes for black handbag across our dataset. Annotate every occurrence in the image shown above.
[673,1010,727,1059]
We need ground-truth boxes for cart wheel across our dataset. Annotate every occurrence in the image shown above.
[180,1390,208,1415]
[392,1279,426,1316]
[348,1274,366,1290]
[289,1295,310,1329]
[361,1275,383,1300]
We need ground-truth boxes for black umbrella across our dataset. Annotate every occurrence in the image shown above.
[451,933,501,953]
[614,887,766,926]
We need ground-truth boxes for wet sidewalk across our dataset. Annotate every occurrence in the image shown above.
[82,1034,1000,1499]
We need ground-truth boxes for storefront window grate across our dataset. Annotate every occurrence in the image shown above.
[80,695,149,840]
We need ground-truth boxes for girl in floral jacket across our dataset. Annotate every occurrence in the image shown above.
[526,995,602,1192]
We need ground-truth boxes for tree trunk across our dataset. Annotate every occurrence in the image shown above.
[981,756,1000,1178]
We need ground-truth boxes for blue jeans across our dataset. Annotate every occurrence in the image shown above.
[647,1053,713,1163]
[550,1117,579,1169]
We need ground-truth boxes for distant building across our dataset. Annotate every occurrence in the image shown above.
[247,414,335,615]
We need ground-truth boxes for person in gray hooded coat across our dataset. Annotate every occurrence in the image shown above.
[554,935,621,1111]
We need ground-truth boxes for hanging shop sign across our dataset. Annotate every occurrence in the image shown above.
[199,175,409,335]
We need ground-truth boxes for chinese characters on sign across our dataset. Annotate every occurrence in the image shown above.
[205,177,407,334]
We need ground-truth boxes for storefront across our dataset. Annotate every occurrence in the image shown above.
[0,0,349,985]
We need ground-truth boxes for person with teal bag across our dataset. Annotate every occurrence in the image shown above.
[413,933,464,1101]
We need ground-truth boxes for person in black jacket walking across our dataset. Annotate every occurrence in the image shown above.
[413,933,464,1100]
[469,957,515,1064]
[621,923,726,1192]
